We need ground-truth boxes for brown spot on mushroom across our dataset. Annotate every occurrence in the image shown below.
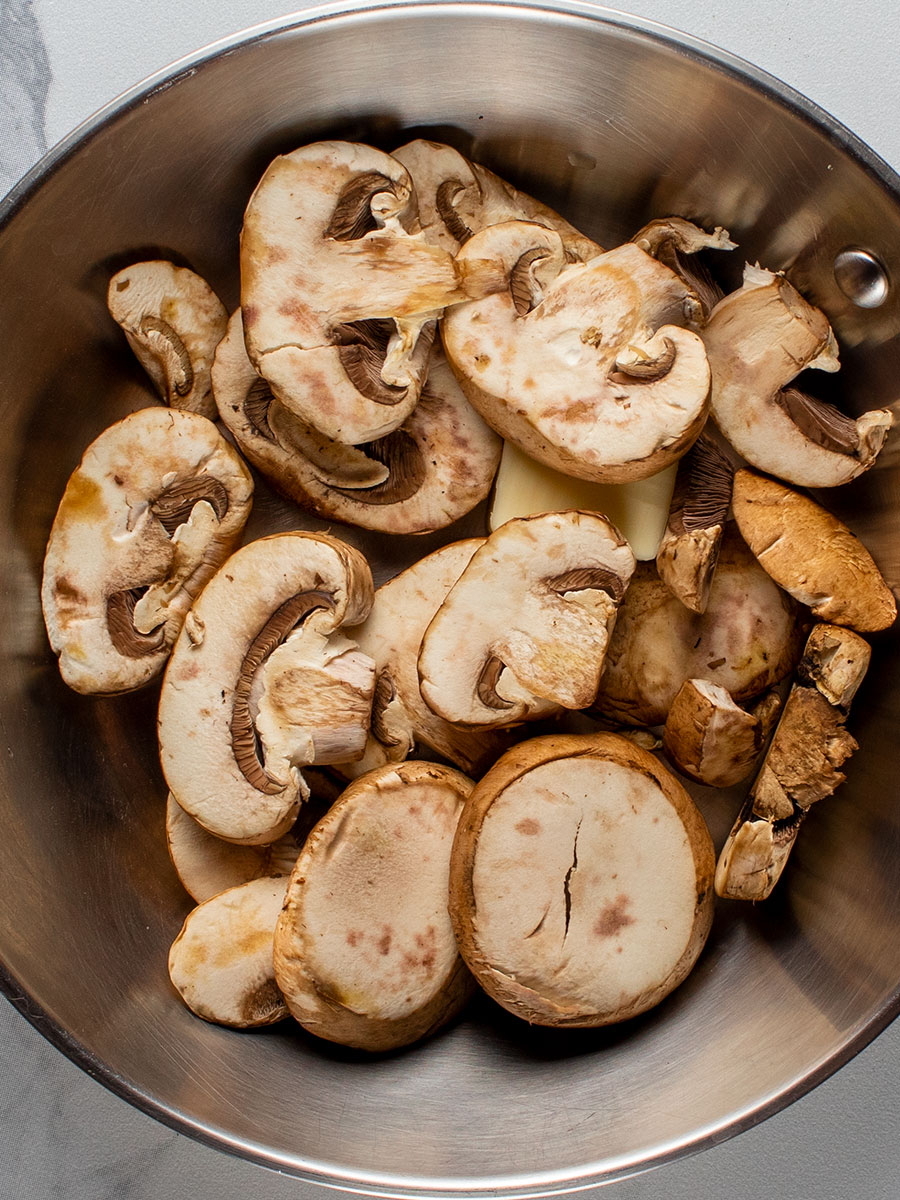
[151,476,229,536]
[106,588,166,658]
[324,171,396,241]
[594,894,635,938]
[377,927,393,956]
[435,178,474,244]
[241,978,285,1024]
[515,818,541,836]
[346,930,362,947]
[774,387,861,455]
[139,314,194,400]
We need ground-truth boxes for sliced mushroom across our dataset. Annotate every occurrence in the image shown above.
[656,434,734,613]
[213,310,501,534]
[273,761,476,1051]
[703,264,893,486]
[168,876,289,1027]
[41,408,253,695]
[632,217,735,325]
[732,469,897,632]
[418,511,635,728]
[392,139,602,261]
[663,679,765,788]
[158,532,375,845]
[107,261,228,419]
[442,225,711,483]
[449,733,715,1027]
[594,523,805,726]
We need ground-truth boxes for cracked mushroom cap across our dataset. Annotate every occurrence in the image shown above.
[41,407,253,695]
[213,310,501,534]
[442,225,711,483]
[273,761,476,1052]
[703,264,893,487]
[448,733,715,1027]
[158,532,375,846]
[732,469,897,632]
[107,261,228,419]
[418,511,636,729]
[594,522,805,726]
[168,876,289,1027]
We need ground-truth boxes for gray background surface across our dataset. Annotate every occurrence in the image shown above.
[1,0,899,1196]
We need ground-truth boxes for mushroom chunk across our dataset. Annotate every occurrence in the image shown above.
[212,311,501,534]
[732,469,897,632]
[594,523,804,726]
[158,532,375,845]
[273,761,476,1051]
[442,226,711,483]
[632,217,735,325]
[240,141,501,445]
[107,261,228,419]
[663,679,769,788]
[449,733,715,1027]
[703,264,893,487]
[418,511,636,728]
[41,407,253,695]
[168,876,290,1027]
[656,434,734,613]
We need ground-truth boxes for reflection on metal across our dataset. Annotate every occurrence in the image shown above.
[834,247,890,308]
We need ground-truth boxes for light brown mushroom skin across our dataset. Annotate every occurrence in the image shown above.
[449,733,715,1027]
[731,469,897,633]
[663,679,764,788]
[798,623,871,709]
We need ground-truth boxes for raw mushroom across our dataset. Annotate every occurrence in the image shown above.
[212,310,502,534]
[273,761,476,1051]
[703,264,893,487]
[168,876,289,1027]
[107,261,228,419]
[392,138,602,261]
[442,224,711,483]
[663,679,772,788]
[448,733,715,1027]
[798,622,872,709]
[594,523,805,726]
[418,511,636,728]
[41,407,253,695]
[158,532,375,845]
[240,141,504,445]
[732,469,897,632]
[632,217,735,325]
[656,434,734,613]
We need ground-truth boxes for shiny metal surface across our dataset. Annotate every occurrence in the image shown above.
[833,247,890,308]
[1,1,899,1193]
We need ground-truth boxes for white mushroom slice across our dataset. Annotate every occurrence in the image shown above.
[107,261,228,419]
[418,511,636,728]
[213,311,501,534]
[656,434,734,613]
[594,523,804,726]
[273,761,476,1051]
[168,876,289,1028]
[632,217,735,324]
[449,733,715,1027]
[41,408,253,695]
[732,469,897,632]
[663,679,764,788]
[241,141,504,445]
[798,623,872,709]
[392,138,602,261]
[348,540,518,775]
[703,264,893,486]
[442,226,711,483]
[158,532,374,845]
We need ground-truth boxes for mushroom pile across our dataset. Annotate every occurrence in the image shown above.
[40,136,897,1052]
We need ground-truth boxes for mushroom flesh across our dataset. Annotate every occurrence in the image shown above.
[663,678,767,788]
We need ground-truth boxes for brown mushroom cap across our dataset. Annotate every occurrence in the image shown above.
[41,407,253,695]
[731,469,897,632]
[442,226,711,484]
[798,623,871,709]
[273,761,476,1051]
[663,679,764,788]
[449,733,715,1027]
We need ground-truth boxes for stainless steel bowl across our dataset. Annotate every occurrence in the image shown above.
[1,2,898,1193]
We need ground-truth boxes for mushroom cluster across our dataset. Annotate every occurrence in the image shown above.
[39,135,897,1053]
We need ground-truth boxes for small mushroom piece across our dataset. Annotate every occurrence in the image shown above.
[213,311,501,534]
[632,217,735,325]
[594,523,804,726]
[41,408,253,695]
[656,434,734,613]
[418,511,636,728]
[732,469,897,632]
[168,876,289,1027]
[158,532,375,845]
[107,261,228,419]
[703,264,893,487]
[663,679,765,788]
[442,225,711,483]
[798,623,872,709]
[273,761,476,1051]
[449,733,715,1027]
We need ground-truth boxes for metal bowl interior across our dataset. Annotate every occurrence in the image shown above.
[1,2,899,1194]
